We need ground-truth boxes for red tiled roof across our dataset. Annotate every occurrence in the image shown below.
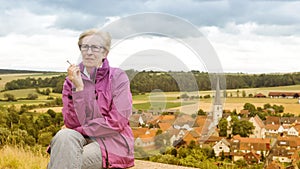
[194,116,207,127]
[265,124,280,130]
[254,93,266,97]
[132,128,148,138]
[158,123,172,132]
[269,92,300,97]
[277,136,300,148]
[265,116,280,125]
[232,135,271,151]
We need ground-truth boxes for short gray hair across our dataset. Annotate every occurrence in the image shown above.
[78,29,111,51]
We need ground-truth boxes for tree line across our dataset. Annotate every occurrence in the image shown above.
[3,71,300,94]
[4,75,65,93]
[0,105,63,148]
[127,70,300,93]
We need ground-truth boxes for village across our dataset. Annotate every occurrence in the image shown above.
[130,91,300,169]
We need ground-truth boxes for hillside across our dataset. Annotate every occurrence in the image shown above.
[0,69,60,74]
[0,146,198,169]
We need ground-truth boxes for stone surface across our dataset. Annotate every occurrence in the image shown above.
[130,160,198,169]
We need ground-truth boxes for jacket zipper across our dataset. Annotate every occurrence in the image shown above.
[100,137,110,169]
[120,133,130,154]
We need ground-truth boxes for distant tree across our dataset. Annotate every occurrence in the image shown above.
[27,93,38,100]
[218,118,228,137]
[243,103,256,112]
[221,151,225,160]
[0,127,10,145]
[232,120,255,137]
[203,95,210,99]
[35,114,52,130]
[46,109,56,118]
[263,103,272,109]
[180,93,189,99]
[197,109,206,116]
[171,148,177,157]
[242,90,246,97]
[4,93,16,101]
[210,149,216,159]
[282,113,295,117]
[261,151,265,162]
[272,104,284,113]
[45,88,51,95]
[38,132,52,146]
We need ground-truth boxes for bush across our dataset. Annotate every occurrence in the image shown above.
[4,93,16,101]
[27,93,38,100]
[38,132,52,147]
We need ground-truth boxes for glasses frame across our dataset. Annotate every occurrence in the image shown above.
[79,44,106,52]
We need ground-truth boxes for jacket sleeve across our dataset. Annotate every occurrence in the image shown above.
[62,79,82,128]
[73,69,132,137]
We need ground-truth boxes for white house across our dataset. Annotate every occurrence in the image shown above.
[287,126,299,136]
[169,129,186,146]
[249,115,265,138]
[213,138,230,156]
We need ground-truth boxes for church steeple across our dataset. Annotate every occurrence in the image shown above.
[214,77,222,105]
[213,76,223,126]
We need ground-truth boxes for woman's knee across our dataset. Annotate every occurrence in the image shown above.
[52,128,84,144]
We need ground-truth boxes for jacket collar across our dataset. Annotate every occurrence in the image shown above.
[79,58,110,81]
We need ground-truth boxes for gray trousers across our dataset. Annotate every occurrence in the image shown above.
[47,128,102,169]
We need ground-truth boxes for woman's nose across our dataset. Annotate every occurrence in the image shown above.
[87,47,93,54]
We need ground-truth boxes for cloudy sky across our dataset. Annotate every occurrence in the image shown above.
[0,0,300,74]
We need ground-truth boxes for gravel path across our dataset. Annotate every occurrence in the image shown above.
[131,160,198,169]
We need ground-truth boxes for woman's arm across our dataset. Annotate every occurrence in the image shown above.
[74,72,132,136]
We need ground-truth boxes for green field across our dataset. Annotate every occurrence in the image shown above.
[133,101,196,111]
[1,73,300,114]
[0,73,64,91]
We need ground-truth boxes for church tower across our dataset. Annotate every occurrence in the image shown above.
[213,77,223,126]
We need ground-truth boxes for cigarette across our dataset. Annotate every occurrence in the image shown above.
[67,60,71,65]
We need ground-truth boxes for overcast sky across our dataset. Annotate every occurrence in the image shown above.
[0,0,300,74]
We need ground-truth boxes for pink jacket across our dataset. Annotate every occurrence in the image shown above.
[62,59,134,168]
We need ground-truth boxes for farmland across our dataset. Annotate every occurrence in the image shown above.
[0,71,300,169]
[1,72,300,115]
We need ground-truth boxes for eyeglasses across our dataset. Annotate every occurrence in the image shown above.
[80,44,106,52]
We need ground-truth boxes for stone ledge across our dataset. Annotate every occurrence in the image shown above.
[130,160,198,169]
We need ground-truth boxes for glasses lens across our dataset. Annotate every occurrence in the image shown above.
[80,44,89,51]
[91,46,100,52]
[80,44,102,52]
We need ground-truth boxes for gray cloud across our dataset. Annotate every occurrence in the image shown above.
[1,0,300,35]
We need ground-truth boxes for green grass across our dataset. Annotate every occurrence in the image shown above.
[133,101,196,110]
[0,88,55,107]
[0,73,63,91]
[0,88,42,99]
[133,93,180,102]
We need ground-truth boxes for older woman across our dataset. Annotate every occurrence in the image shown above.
[48,29,134,169]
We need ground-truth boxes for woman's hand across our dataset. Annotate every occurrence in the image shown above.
[67,65,84,91]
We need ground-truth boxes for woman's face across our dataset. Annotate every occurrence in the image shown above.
[80,34,108,68]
